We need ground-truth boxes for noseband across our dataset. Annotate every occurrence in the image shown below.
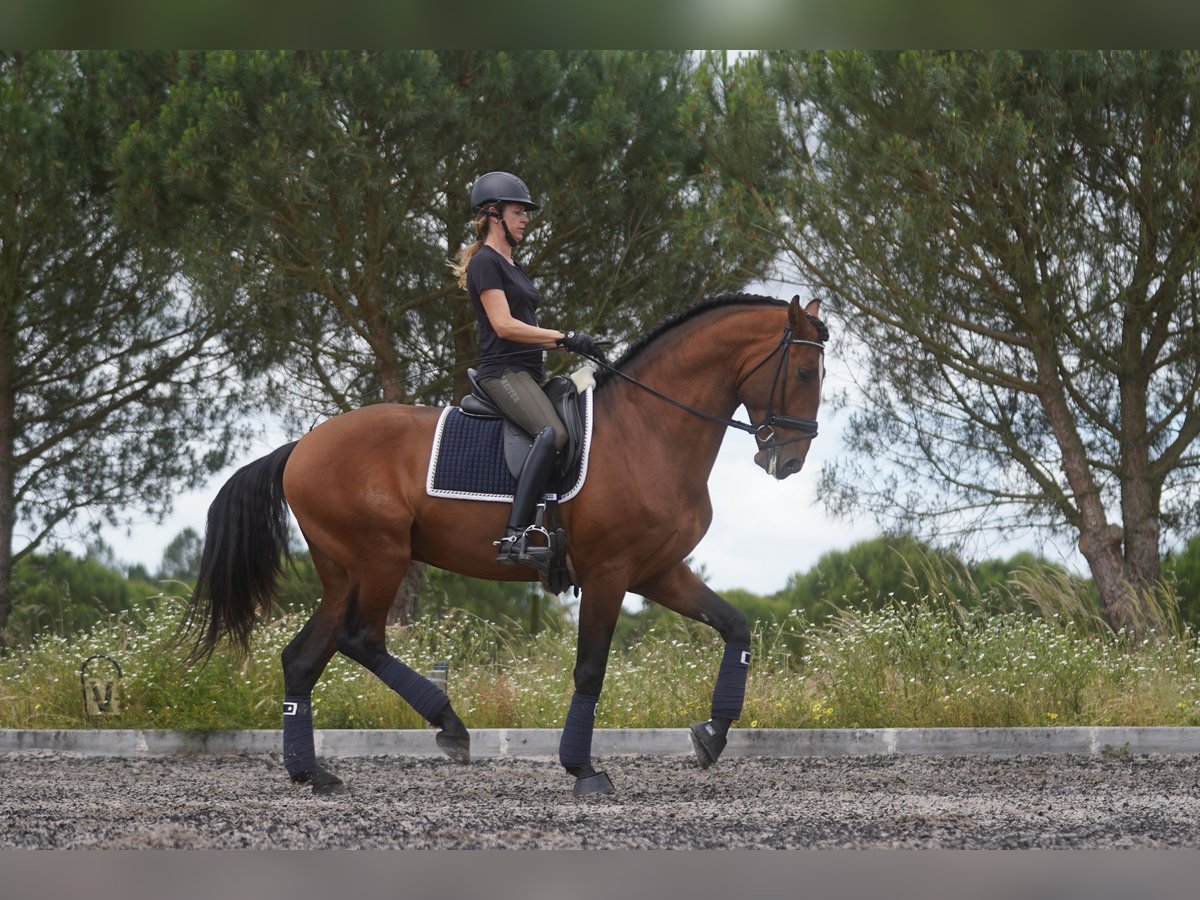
[732,326,824,480]
[735,324,824,447]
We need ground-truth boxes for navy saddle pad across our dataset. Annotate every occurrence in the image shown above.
[426,388,593,502]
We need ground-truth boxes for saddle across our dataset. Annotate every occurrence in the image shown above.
[455,368,590,596]
[459,368,586,481]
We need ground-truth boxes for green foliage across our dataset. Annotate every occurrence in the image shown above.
[768,535,1070,620]
[419,568,571,634]
[777,534,941,619]
[7,548,162,644]
[802,598,1193,729]
[757,51,1200,633]
[156,527,203,582]
[0,51,253,642]
[1165,535,1200,627]
[5,578,1200,731]
[970,551,1060,600]
[717,588,795,630]
[271,556,324,614]
[118,51,783,422]
[614,539,1085,669]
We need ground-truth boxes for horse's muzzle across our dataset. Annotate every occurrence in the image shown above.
[754,450,805,479]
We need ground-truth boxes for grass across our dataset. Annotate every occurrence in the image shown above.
[3,573,1200,731]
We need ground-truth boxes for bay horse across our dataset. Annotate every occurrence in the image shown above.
[183,293,826,797]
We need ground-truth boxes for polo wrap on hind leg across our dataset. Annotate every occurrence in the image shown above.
[711,640,751,721]
[374,656,450,723]
[559,691,599,770]
[282,695,316,778]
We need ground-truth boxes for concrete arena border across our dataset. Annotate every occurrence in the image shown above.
[4,726,1200,758]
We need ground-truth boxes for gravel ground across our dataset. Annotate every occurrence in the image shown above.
[4,750,1200,849]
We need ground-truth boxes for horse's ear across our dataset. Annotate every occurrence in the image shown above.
[789,295,821,338]
[787,296,825,340]
[788,295,802,329]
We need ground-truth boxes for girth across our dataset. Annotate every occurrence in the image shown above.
[459,368,585,481]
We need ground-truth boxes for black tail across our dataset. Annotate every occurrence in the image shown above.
[182,442,299,664]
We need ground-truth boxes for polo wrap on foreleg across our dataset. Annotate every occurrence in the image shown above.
[711,640,751,721]
[559,691,599,770]
[373,656,450,723]
[282,695,316,777]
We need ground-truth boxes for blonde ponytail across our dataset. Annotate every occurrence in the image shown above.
[452,212,492,289]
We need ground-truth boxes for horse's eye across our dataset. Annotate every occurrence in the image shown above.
[796,367,814,383]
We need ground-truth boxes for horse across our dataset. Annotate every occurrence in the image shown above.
[182,293,826,797]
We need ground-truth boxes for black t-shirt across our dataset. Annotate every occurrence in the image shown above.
[466,245,545,381]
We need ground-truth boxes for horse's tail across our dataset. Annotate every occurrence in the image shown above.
[182,441,299,665]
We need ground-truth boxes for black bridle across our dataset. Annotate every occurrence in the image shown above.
[735,325,824,446]
[580,322,825,460]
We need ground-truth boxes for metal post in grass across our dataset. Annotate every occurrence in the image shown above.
[428,660,449,696]
[80,654,123,718]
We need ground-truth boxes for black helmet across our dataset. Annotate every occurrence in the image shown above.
[470,171,540,212]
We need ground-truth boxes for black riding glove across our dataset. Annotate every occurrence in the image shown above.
[557,331,607,357]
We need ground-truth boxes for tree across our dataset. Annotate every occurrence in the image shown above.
[777,535,948,619]
[0,52,250,646]
[775,535,1068,619]
[8,545,160,643]
[156,527,203,583]
[762,51,1200,634]
[120,51,784,623]
[122,51,780,416]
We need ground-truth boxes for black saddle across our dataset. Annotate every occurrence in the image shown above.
[459,369,585,482]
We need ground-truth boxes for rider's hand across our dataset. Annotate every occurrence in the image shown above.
[557,331,608,358]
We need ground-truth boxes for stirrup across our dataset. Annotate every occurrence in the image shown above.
[494,527,553,570]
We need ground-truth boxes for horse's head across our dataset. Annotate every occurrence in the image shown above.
[737,296,826,480]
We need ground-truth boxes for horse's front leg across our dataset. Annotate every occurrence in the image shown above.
[634,562,751,769]
[560,578,624,797]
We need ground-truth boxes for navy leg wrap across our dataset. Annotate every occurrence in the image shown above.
[374,656,450,723]
[711,641,751,721]
[558,692,599,770]
[282,695,316,778]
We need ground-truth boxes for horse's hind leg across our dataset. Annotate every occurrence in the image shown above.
[336,569,471,763]
[634,562,752,769]
[281,597,348,795]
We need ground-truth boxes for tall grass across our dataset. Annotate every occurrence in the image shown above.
[3,569,1200,731]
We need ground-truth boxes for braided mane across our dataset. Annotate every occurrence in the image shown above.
[595,292,782,384]
[597,292,826,385]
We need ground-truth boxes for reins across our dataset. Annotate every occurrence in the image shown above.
[585,354,763,435]
[575,324,824,444]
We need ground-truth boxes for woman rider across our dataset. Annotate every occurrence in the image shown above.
[453,171,604,569]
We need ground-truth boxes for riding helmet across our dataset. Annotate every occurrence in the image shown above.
[470,171,541,212]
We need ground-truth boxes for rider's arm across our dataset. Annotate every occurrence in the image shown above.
[480,289,565,348]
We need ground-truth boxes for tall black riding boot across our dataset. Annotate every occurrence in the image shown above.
[496,426,558,569]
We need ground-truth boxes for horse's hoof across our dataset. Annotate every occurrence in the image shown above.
[436,729,471,764]
[313,776,348,796]
[572,770,615,798]
[689,720,727,769]
[292,763,347,796]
